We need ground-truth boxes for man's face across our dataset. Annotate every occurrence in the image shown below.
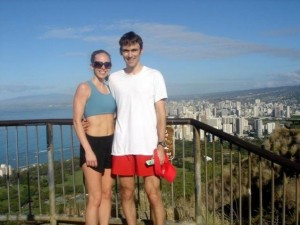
[121,43,142,68]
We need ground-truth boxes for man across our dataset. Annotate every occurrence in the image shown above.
[109,31,168,225]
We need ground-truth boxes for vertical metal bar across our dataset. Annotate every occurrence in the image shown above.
[221,139,224,224]
[35,125,42,214]
[193,127,201,225]
[296,174,299,225]
[171,173,175,221]
[46,123,56,225]
[15,126,21,214]
[59,125,66,212]
[136,176,141,219]
[5,127,11,215]
[282,172,286,225]
[204,132,208,225]
[259,158,262,225]
[212,135,215,225]
[271,163,274,225]
[230,143,233,225]
[70,125,77,214]
[25,126,33,219]
[115,176,119,218]
[78,129,87,214]
[160,119,176,217]
[182,125,186,203]
[248,152,252,225]
[238,147,242,225]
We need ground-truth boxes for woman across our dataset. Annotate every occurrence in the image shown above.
[73,49,116,225]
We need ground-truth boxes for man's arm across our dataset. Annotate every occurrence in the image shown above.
[155,99,167,164]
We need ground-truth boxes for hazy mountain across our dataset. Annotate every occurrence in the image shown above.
[1,84,299,109]
[0,93,73,109]
[169,85,300,103]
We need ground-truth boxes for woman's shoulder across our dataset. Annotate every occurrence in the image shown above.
[76,81,92,93]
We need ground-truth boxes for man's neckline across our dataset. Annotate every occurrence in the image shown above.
[124,65,144,75]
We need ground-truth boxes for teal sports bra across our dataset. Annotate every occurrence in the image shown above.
[84,80,117,118]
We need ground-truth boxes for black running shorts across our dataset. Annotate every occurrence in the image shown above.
[80,134,113,173]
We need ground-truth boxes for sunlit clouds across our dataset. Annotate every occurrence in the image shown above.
[40,21,300,61]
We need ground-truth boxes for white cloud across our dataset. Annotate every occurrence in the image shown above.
[63,52,86,57]
[39,26,96,39]
[270,70,300,86]
[167,69,300,96]
[263,27,300,37]
[0,84,53,94]
[39,21,300,60]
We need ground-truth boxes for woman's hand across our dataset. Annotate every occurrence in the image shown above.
[81,118,90,132]
[85,150,97,167]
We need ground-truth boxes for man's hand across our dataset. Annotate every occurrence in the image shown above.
[81,118,89,132]
[156,146,166,165]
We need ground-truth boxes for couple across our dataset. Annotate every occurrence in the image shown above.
[73,31,168,225]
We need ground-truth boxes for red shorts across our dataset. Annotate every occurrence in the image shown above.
[112,155,155,176]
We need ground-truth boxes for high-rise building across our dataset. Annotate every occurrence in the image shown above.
[205,108,211,117]
[236,117,244,136]
[266,122,276,134]
[286,106,290,118]
[212,107,217,117]
[253,105,259,117]
[236,101,241,110]
[273,106,282,118]
[0,164,12,177]
[223,123,233,135]
[254,119,263,138]
[206,117,222,129]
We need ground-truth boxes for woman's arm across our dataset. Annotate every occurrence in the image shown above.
[73,83,97,168]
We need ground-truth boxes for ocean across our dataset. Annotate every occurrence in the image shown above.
[0,106,73,120]
[0,106,79,168]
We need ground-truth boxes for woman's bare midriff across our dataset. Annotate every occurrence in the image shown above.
[85,114,115,137]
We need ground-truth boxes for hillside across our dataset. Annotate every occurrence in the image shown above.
[170,84,300,103]
[0,93,73,109]
[1,84,299,109]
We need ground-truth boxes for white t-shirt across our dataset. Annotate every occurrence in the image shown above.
[109,66,168,156]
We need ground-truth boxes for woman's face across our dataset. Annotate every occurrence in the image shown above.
[91,53,112,80]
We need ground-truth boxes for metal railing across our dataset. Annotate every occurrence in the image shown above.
[0,118,299,225]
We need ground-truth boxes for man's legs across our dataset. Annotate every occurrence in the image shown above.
[144,176,165,225]
[113,155,163,225]
[119,176,137,225]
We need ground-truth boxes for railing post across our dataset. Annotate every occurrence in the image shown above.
[46,123,56,225]
[193,127,202,225]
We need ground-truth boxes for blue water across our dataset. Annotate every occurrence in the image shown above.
[0,106,72,120]
[0,106,79,168]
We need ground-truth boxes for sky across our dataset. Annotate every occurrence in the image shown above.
[0,0,300,101]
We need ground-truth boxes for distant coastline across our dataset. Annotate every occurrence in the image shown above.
[0,84,299,119]
[169,84,300,101]
[0,93,73,109]
[1,84,300,107]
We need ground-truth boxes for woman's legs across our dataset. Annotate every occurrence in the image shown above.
[82,164,103,225]
[98,168,114,225]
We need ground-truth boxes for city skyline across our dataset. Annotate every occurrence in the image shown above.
[0,1,300,101]
[0,83,299,123]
